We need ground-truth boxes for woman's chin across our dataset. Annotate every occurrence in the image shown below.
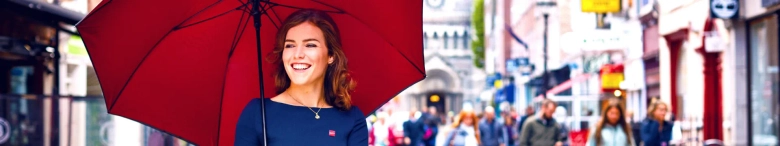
[289,80,312,86]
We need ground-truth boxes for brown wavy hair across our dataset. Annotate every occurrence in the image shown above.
[268,9,355,111]
[593,102,634,145]
[450,110,481,144]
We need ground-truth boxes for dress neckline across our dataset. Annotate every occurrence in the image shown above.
[265,97,335,109]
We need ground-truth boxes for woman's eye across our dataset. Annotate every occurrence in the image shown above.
[285,44,295,48]
[306,44,317,48]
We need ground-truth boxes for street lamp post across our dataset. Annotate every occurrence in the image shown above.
[536,0,556,99]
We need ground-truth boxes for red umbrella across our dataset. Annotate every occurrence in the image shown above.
[76,0,423,145]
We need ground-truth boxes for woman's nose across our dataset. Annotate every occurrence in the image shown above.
[293,47,305,59]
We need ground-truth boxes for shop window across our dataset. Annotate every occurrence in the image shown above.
[749,15,780,146]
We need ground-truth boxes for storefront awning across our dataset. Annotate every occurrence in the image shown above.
[0,0,85,35]
[534,73,591,99]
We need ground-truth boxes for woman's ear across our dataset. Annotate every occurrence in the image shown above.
[328,56,334,64]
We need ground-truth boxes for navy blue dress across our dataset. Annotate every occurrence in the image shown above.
[235,98,368,146]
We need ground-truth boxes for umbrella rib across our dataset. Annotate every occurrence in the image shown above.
[262,4,280,29]
[217,9,253,146]
[108,1,223,112]
[267,3,284,29]
[307,0,346,14]
[237,0,249,7]
[263,0,344,14]
[174,4,249,30]
[230,5,252,50]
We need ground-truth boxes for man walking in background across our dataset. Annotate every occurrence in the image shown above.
[519,99,567,146]
[479,106,505,146]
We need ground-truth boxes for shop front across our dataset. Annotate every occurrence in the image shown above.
[745,5,780,145]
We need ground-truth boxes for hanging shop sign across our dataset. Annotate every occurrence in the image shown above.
[710,0,738,19]
[600,63,624,92]
[507,57,533,76]
[581,0,621,13]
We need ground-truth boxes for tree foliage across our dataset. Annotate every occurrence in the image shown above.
[471,0,486,69]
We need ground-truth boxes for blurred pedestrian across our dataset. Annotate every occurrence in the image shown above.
[373,112,391,146]
[519,99,567,146]
[517,106,534,134]
[626,110,642,146]
[444,110,481,146]
[501,112,519,146]
[422,106,441,146]
[586,102,636,146]
[641,101,673,146]
[479,106,505,146]
[403,110,425,146]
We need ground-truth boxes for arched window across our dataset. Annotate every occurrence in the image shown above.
[443,32,449,49]
[453,32,459,49]
[432,32,439,50]
[462,32,469,49]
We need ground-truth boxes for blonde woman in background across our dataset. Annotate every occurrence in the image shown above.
[641,101,673,146]
[444,110,480,146]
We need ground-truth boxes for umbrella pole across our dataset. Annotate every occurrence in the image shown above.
[251,0,269,145]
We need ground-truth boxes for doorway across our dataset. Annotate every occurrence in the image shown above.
[425,92,447,116]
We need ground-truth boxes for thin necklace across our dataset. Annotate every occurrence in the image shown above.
[287,92,322,119]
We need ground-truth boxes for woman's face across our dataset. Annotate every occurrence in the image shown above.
[283,22,333,86]
[606,107,620,124]
[653,104,668,120]
[462,116,474,126]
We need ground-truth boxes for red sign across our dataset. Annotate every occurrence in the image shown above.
[600,63,625,92]
[569,130,589,146]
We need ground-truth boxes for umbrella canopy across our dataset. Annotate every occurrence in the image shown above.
[76,0,423,145]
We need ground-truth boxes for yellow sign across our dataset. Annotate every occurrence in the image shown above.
[494,80,503,89]
[430,94,440,103]
[581,0,621,13]
[601,73,624,89]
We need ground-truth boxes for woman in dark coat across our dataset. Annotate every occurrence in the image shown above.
[641,101,673,146]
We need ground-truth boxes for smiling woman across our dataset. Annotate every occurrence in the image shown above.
[234,9,367,146]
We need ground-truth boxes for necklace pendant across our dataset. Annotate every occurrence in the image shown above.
[315,114,320,119]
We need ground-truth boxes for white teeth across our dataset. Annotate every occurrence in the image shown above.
[292,64,311,70]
